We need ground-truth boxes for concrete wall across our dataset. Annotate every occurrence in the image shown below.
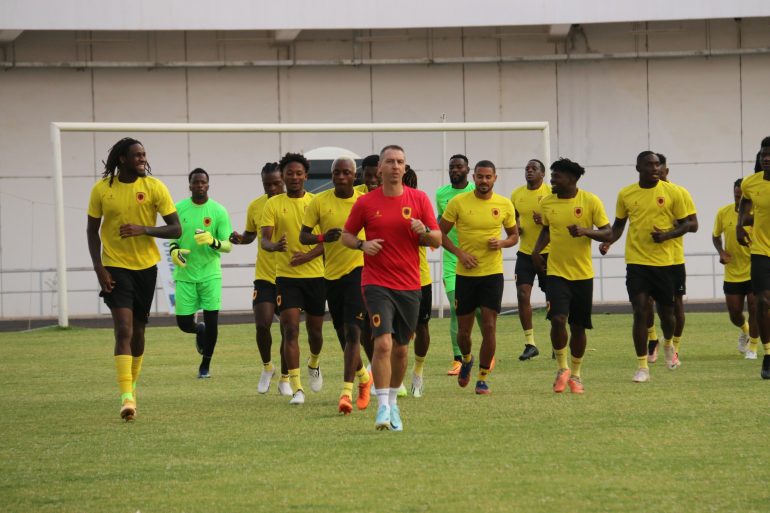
[1,19,769,318]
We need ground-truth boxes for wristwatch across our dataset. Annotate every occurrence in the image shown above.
[357,240,364,250]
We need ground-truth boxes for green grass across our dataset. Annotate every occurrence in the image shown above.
[1,312,769,512]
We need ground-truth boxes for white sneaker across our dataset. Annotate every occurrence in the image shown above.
[632,368,651,383]
[289,390,305,405]
[664,345,677,369]
[308,365,323,392]
[277,380,293,396]
[397,382,407,397]
[411,372,424,398]
[738,332,749,353]
[745,350,758,360]
[257,368,275,394]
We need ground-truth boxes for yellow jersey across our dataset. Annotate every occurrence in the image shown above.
[740,171,770,257]
[614,181,687,266]
[354,183,371,194]
[303,188,365,281]
[419,247,431,286]
[713,203,751,283]
[668,182,697,265]
[441,191,516,277]
[541,189,609,281]
[261,192,324,279]
[510,182,551,255]
[245,195,277,283]
[87,176,176,270]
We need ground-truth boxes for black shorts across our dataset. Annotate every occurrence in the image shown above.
[100,266,157,323]
[275,277,326,316]
[751,255,770,294]
[455,274,504,316]
[418,284,432,325]
[546,276,593,329]
[252,279,277,307]
[325,267,366,330]
[515,252,548,292]
[724,280,752,296]
[363,285,421,345]
[626,264,675,307]
[671,263,686,296]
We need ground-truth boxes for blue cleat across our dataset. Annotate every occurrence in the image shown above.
[198,368,211,379]
[390,404,403,432]
[375,404,391,431]
[475,380,490,395]
[458,356,474,388]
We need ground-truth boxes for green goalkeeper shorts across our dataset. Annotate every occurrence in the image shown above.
[174,277,222,315]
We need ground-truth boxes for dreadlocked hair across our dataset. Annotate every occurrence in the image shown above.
[101,137,150,186]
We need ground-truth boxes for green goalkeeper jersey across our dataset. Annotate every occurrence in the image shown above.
[435,181,475,282]
[173,197,232,283]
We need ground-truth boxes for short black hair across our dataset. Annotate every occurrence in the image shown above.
[756,152,762,173]
[188,167,209,183]
[449,154,469,164]
[528,159,546,172]
[550,157,585,178]
[362,154,379,168]
[261,162,279,176]
[403,166,417,188]
[636,150,657,164]
[474,160,496,173]
[734,178,743,189]
[656,153,667,166]
[278,152,310,173]
[762,136,770,148]
[380,144,405,157]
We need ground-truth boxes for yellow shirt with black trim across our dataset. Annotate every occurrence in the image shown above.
[245,194,278,283]
[87,175,176,270]
[441,191,516,277]
[740,171,770,257]
[668,182,697,265]
[713,203,751,283]
[541,189,609,281]
[303,188,364,281]
[354,183,371,194]
[261,192,324,279]
[511,182,551,255]
[615,180,687,266]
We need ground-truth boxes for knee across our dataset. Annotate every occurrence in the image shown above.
[176,315,196,333]
[516,290,530,304]
[550,314,568,329]
[281,322,299,342]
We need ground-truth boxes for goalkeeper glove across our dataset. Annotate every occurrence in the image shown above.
[194,229,231,253]
[169,243,190,268]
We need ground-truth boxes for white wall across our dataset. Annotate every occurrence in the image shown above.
[1,20,769,318]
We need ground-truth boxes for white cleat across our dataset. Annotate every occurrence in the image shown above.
[411,372,424,398]
[289,390,305,405]
[745,350,758,360]
[257,368,275,394]
[308,365,323,392]
[277,380,293,396]
[632,368,651,383]
[663,345,678,370]
[738,332,749,354]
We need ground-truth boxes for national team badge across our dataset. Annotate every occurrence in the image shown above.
[656,196,665,207]
[372,314,382,327]
[203,217,212,227]
[574,207,583,218]
[401,207,412,219]
[491,208,500,218]
[136,192,146,203]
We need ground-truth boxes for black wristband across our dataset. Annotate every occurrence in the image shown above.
[356,240,364,250]
[210,239,221,250]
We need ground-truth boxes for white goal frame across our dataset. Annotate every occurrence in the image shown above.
[51,121,551,327]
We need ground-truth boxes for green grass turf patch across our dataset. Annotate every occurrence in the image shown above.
[1,312,769,512]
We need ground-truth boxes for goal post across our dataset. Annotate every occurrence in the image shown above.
[51,121,551,327]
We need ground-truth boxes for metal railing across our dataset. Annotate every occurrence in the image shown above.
[0,251,728,319]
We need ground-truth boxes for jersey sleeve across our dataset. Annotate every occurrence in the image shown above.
[682,188,697,216]
[441,196,460,224]
[419,191,439,231]
[712,209,724,238]
[154,180,177,217]
[540,199,550,227]
[435,190,445,218]
[245,200,259,233]
[670,186,687,220]
[215,205,232,241]
[502,199,516,229]
[302,196,321,230]
[592,194,610,228]
[344,197,365,235]
[87,182,103,218]
[615,190,628,220]
[260,199,276,229]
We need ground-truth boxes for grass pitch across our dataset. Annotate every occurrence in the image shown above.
[1,311,769,512]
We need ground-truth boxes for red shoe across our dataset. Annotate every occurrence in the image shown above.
[338,395,353,415]
[567,376,584,394]
[447,360,462,376]
[553,368,571,393]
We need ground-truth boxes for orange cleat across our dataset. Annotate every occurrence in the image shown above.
[567,376,584,394]
[356,373,372,410]
[338,395,353,415]
[447,360,462,376]
[553,368,571,393]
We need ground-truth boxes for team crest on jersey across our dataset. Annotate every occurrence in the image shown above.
[402,207,412,219]
[656,196,665,207]
[372,313,382,327]
[574,207,583,218]
[491,208,500,218]
[136,192,146,203]
[203,217,212,227]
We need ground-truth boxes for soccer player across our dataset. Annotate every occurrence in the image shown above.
[737,136,770,379]
[403,167,432,397]
[646,154,698,365]
[599,151,690,382]
[230,163,291,395]
[440,160,519,394]
[341,145,441,432]
[86,137,181,421]
[510,159,551,361]
[713,178,758,358]
[435,154,476,375]
[300,156,372,414]
[261,153,325,404]
[169,168,232,378]
[531,159,611,394]
[355,154,381,194]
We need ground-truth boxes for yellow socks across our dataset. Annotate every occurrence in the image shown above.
[741,321,750,335]
[672,336,682,354]
[554,348,569,370]
[341,382,354,399]
[462,353,473,363]
[663,338,674,348]
[288,368,303,393]
[115,355,134,403]
[524,329,535,345]
[763,342,770,356]
[638,355,649,369]
[477,367,490,382]
[750,337,760,353]
[308,352,320,369]
[570,356,583,378]
[131,354,143,388]
[413,355,426,376]
[355,366,370,383]
[279,373,290,384]
[263,361,274,372]
[648,326,658,341]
